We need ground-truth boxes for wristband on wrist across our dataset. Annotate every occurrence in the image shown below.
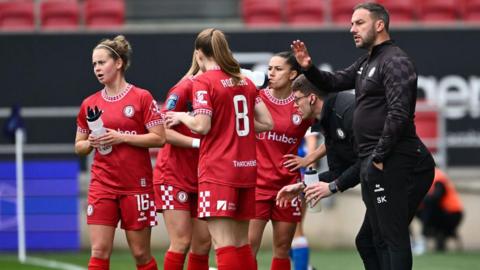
[328,181,338,194]
[192,138,200,148]
[301,181,307,189]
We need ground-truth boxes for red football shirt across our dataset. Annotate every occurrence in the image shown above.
[256,88,313,195]
[193,69,258,188]
[153,77,201,192]
[77,84,163,194]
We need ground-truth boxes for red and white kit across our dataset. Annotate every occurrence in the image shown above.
[255,88,312,222]
[153,77,201,215]
[77,84,162,229]
[192,69,258,220]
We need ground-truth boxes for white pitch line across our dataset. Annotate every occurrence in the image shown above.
[25,256,87,270]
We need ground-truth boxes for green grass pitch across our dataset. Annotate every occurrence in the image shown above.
[1,249,479,269]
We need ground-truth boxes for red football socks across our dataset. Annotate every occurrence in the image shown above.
[88,257,109,270]
[137,257,158,270]
[164,251,186,270]
[187,252,209,270]
[216,246,239,270]
[271,257,290,270]
[236,244,257,270]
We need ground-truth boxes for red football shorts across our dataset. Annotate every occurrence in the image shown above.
[255,192,302,222]
[154,184,198,217]
[87,188,157,230]
[197,182,255,221]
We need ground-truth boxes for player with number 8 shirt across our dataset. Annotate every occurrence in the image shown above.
[164,28,273,270]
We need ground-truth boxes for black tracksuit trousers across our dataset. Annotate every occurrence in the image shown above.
[355,141,435,270]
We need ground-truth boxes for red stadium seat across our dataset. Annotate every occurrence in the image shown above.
[418,0,458,22]
[331,0,366,24]
[377,0,416,24]
[286,0,325,26]
[0,0,34,30]
[462,0,480,22]
[241,0,283,27]
[41,0,80,30]
[85,0,125,29]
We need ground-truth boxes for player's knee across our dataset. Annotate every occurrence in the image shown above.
[273,242,291,258]
[91,244,112,260]
[130,247,151,265]
[169,237,191,253]
[191,238,211,255]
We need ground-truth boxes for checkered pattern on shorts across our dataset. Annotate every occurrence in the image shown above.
[199,190,211,218]
[160,185,174,210]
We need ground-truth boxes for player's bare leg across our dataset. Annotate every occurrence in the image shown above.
[187,218,211,270]
[161,210,192,270]
[191,218,211,254]
[248,219,269,255]
[272,221,297,268]
[164,210,194,253]
[89,224,115,269]
[125,227,156,268]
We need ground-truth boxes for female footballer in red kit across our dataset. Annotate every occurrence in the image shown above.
[75,35,165,270]
[165,28,273,270]
[248,52,312,270]
[153,54,212,270]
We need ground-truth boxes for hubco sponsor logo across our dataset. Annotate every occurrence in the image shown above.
[257,131,297,145]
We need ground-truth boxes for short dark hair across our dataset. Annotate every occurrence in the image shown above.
[354,2,390,32]
[291,74,327,98]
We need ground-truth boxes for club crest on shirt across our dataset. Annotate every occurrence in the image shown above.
[368,67,376,77]
[336,128,346,139]
[176,191,188,203]
[195,90,208,105]
[87,204,94,216]
[166,94,179,110]
[123,105,135,118]
[292,114,302,126]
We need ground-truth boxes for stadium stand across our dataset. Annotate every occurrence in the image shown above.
[462,0,480,22]
[0,0,34,30]
[331,0,366,24]
[418,0,459,22]
[40,0,80,30]
[377,0,416,24]
[286,0,325,26]
[85,0,125,29]
[241,0,283,26]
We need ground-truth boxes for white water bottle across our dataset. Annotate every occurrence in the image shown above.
[86,106,112,155]
[303,168,322,213]
[241,68,267,88]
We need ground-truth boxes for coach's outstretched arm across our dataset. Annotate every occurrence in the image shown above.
[291,40,359,93]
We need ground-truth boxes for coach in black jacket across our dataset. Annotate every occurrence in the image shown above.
[291,3,435,270]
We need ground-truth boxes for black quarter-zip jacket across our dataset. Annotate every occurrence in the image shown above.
[312,92,360,192]
[304,40,419,162]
